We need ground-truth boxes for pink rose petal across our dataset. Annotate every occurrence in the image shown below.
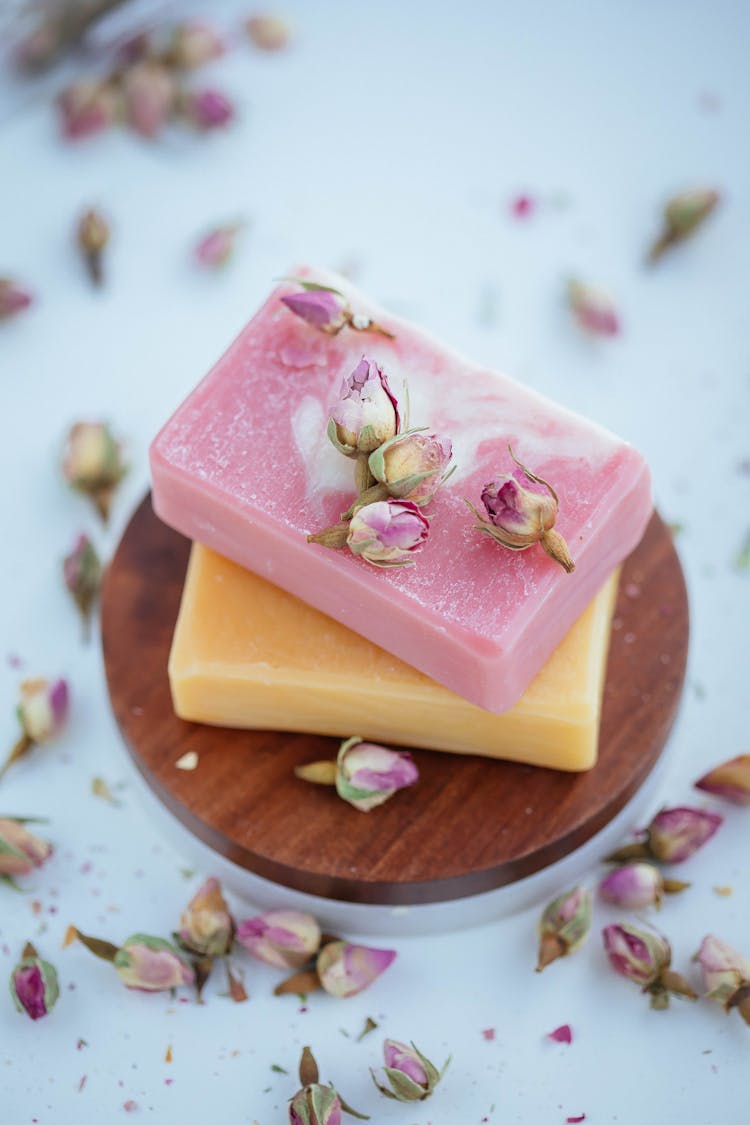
[547,1024,573,1044]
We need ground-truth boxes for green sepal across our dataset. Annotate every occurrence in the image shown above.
[281,277,345,297]
[75,929,120,963]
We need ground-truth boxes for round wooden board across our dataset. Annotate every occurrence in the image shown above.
[102,498,688,906]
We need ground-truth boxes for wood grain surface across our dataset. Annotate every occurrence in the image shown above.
[101,498,688,906]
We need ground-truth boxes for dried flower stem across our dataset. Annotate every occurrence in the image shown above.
[0,735,33,783]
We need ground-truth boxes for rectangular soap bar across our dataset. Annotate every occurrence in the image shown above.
[168,544,620,772]
[151,266,651,713]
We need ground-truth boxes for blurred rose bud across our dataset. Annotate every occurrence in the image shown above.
[170,21,225,69]
[0,818,52,877]
[194,222,243,269]
[335,737,418,812]
[114,934,194,991]
[76,209,110,287]
[369,431,454,505]
[18,678,69,745]
[62,421,127,522]
[567,279,620,337]
[123,61,176,138]
[57,79,121,140]
[63,533,102,642]
[184,87,235,130]
[328,357,400,456]
[647,806,722,863]
[649,188,721,262]
[246,15,291,51]
[282,287,349,334]
[317,940,396,998]
[695,935,750,1024]
[598,862,689,910]
[236,909,320,969]
[536,886,591,971]
[11,943,59,1020]
[179,877,234,957]
[371,1039,448,1102]
[346,499,429,568]
[602,923,696,1009]
[695,754,750,806]
[0,278,33,321]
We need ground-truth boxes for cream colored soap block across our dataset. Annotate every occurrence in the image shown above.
[168,545,620,772]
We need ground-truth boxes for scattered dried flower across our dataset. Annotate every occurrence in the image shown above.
[0,818,52,878]
[695,754,750,806]
[63,533,102,642]
[598,862,689,909]
[1,678,69,783]
[371,1039,449,1102]
[175,751,199,770]
[169,22,225,69]
[648,188,721,262]
[368,431,454,505]
[536,886,591,971]
[114,934,195,992]
[11,942,59,1020]
[123,61,177,138]
[317,940,396,998]
[335,737,419,811]
[183,87,235,130]
[567,279,620,337]
[0,278,33,321]
[602,923,696,1009]
[193,222,243,269]
[76,209,110,287]
[468,447,574,573]
[695,935,750,1025]
[281,280,394,339]
[547,1024,573,1044]
[605,806,723,864]
[289,1047,353,1125]
[57,79,121,140]
[509,194,535,219]
[246,15,292,52]
[178,877,234,958]
[236,909,321,969]
[62,421,127,522]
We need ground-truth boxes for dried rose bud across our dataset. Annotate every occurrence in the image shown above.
[62,421,127,522]
[246,15,292,51]
[695,754,750,806]
[602,923,696,1009]
[123,61,176,138]
[536,886,591,971]
[282,288,349,334]
[170,21,225,69]
[183,87,235,130]
[0,818,52,877]
[194,223,243,269]
[10,943,59,1020]
[289,1048,343,1125]
[114,934,194,992]
[344,500,428,568]
[317,940,396,998]
[371,1039,448,1103]
[606,806,723,864]
[335,737,418,812]
[56,79,121,140]
[695,935,750,1025]
[467,448,574,574]
[236,909,320,969]
[648,188,720,262]
[368,431,454,505]
[76,209,110,287]
[598,863,689,910]
[567,279,620,337]
[327,357,400,457]
[1,678,69,784]
[179,877,234,958]
[63,533,102,642]
[0,278,33,321]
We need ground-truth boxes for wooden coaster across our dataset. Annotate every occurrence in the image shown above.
[101,498,688,906]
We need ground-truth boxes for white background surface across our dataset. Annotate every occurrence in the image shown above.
[1,1,749,1121]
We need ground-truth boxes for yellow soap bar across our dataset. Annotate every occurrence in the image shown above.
[168,545,620,772]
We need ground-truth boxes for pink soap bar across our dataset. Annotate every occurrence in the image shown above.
[151,267,652,713]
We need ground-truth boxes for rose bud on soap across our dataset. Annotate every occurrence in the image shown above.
[0,278,33,321]
[281,280,393,339]
[467,448,574,573]
[695,935,750,1026]
[1,678,69,783]
[317,940,396,998]
[598,863,689,910]
[606,806,723,864]
[695,754,750,806]
[11,943,59,1020]
[536,886,591,971]
[346,500,429,568]
[368,431,454,505]
[0,819,52,878]
[236,909,320,969]
[178,877,234,958]
[567,279,620,337]
[327,357,400,457]
[602,923,696,1009]
[63,533,102,642]
[371,1039,449,1103]
[62,421,127,522]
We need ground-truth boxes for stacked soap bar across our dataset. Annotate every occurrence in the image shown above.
[151,267,652,714]
[169,543,620,771]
